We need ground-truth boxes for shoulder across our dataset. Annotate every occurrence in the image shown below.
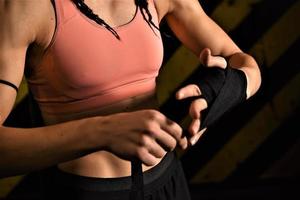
[0,0,55,47]
[153,0,204,22]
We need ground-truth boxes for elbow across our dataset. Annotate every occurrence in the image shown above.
[249,55,262,96]
[243,54,262,98]
[228,52,262,98]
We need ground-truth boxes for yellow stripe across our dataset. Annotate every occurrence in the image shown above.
[14,78,28,107]
[0,176,24,198]
[191,71,300,183]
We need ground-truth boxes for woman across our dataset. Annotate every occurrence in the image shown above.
[0,0,261,199]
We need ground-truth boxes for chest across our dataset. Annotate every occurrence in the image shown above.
[83,0,138,28]
[48,19,163,90]
[27,0,164,100]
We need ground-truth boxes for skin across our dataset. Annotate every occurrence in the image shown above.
[0,0,261,178]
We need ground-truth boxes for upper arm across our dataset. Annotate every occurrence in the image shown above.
[0,0,51,124]
[165,0,241,57]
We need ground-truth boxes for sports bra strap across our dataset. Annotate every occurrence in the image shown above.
[52,0,77,26]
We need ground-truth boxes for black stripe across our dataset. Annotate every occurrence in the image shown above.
[225,108,300,181]
[180,38,300,180]
[229,0,297,50]
[199,0,224,14]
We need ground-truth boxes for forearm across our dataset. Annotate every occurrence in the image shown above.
[0,116,104,178]
[227,52,261,99]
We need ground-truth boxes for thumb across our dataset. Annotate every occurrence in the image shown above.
[199,48,211,66]
[176,84,201,100]
[199,48,227,69]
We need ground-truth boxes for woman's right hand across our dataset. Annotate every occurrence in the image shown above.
[92,109,188,166]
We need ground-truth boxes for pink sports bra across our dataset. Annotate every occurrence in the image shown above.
[27,0,164,124]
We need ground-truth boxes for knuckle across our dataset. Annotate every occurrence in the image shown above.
[144,121,157,134]
[139,134,148,146]
[146,109,156,116]
[146,109,161,120]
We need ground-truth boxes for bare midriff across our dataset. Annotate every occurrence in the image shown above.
[47,90,162,178]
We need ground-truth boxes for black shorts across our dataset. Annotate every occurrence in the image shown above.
[40,152,191,200]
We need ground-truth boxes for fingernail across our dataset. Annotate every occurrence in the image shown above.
[190,137,197,146]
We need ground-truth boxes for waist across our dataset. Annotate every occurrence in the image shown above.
[53,152,176,192]
[57,149,162,179]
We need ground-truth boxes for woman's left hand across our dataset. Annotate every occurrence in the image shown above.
[175,48,227,146]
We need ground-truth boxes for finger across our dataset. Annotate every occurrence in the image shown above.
[138,135,167,159]
[160,118,189,149]
[118,142,159,166]
[188,118,200,136]
[155,121,188,150]
[177,135,188,150]
[189,128,207,146]
[176,84,201,100]
[189,98,208,119]
[144,110,183,149]
[207,55,227,69]
[148,143,167,159]
[136,147,160,166]
[199,48,227,69]
[148,125,177,151]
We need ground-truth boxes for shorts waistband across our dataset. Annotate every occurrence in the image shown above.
[52,151,176,192]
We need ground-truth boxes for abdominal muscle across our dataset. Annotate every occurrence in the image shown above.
[49,90,163,178]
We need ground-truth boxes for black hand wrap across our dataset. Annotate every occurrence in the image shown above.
[196,66,247,128]
[194,66,226,106]
[160,65,247,130]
